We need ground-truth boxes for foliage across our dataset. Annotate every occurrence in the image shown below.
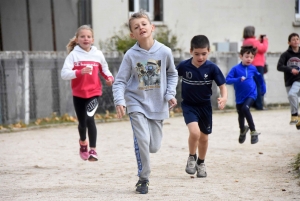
[154,28,178,51]
[100,27,180,54]
[292,153,300,176]
[104,30,136,54]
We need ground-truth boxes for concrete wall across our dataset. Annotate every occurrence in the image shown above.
[92,0,129,49]
[92,0,300,54]
[0,0,78,51]
[53,0,79,51]
[29,0,54,51]
[0,0,30,50]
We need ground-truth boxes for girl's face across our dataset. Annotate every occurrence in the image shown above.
[130,17,154,42]
[289,36,300,48]
[190,47,209,67]
[240,52,255,66]
[76,29,94,52]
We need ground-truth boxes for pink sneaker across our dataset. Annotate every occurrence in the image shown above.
[88,149,98,161]
[79,140,89,161]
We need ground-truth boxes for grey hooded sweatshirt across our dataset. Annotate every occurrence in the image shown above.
[113,40,178,120]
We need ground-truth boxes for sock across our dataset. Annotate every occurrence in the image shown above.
[292,113,298,116]
[197,158,205,165]
[189,154,197,161]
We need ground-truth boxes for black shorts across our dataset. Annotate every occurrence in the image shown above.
[181,102,212,134]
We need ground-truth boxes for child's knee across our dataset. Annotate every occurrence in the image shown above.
[149,144,161,153]
[241,105,250,113]
[199,133,208,143]
[288,92,297,98]
[189,131,200,141]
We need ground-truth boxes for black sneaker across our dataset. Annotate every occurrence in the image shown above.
[239,125,249,144]
[250,131,260,144]
[135,180,149,194]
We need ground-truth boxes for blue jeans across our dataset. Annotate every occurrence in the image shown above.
[253,66,265,110]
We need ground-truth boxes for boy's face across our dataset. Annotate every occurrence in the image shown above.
[240,52,255,66]
[289,36,300,48]
[190,47,209,67]
[130,17,154,41]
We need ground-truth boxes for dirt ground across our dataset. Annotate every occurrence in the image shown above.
[0,108,300,201]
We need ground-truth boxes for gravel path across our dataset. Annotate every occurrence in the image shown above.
[0,108,299,201]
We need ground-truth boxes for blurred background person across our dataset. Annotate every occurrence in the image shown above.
[242,26,268,110]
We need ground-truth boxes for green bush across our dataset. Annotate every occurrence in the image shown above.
[100,27,180,54]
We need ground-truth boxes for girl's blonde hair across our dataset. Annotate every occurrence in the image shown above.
[66,25,94,54]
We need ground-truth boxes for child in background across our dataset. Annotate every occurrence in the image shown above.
[226,45,266,144]
[112,10,178,194]
[61,25,114,161]
[277,33,300,127]
[176,35,227,178]
[242,26,268,110]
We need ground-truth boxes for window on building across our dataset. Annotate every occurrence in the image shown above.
[129,0,163,22]
[78,0,92,26]
[296,0,300,19]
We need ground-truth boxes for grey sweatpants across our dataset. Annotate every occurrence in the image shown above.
[286,81,300,114]
[129,112,163,181]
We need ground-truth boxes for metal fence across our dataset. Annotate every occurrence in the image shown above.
[0,51,285,125]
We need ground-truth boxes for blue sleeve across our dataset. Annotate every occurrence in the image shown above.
[213,65,226,86]
[225,68,241,84]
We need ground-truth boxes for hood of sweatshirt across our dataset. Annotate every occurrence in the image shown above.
[73,45,98,55]
[287,45,300,54]
[130,40,164,54]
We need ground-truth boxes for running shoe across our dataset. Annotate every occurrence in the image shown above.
[79,140,89,161]
[196,163,207,178]
[239,125,249,144]
[135,180,149,194]
[185,155,197,175]
[250,131,260,144]
[88,149,98,161]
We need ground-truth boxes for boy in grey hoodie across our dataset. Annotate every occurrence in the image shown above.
[112,10,178,194]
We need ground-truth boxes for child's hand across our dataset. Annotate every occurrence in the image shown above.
[217,97,227,110]
[291,68,299,76]
[116,105,126,119]
[81,67,92,75]
[106,78,113,86]
[241,76,246,82]
[168,98,177,110]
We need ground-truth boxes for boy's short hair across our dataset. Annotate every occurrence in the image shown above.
[240,45,257,56]
[288,33,299,42]
[243,26,255,39]
[128,10,151,32]
[190,35,210,50]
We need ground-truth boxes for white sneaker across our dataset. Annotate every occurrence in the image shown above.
[196,163,207,178]
[185,156,197,175]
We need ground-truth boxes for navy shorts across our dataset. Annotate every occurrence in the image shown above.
[181,102,212,134]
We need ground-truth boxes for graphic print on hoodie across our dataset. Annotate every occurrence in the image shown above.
[112,40,178,120]
[136,59,161,90]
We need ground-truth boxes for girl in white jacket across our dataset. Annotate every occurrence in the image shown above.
[61,25,114,161]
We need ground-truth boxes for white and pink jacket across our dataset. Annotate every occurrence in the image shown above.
[61,45,114,98]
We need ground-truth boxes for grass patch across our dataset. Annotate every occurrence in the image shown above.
[292,153,300,185]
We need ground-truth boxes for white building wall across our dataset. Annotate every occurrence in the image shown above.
[92,0,299,54]
[92,0,129,50]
